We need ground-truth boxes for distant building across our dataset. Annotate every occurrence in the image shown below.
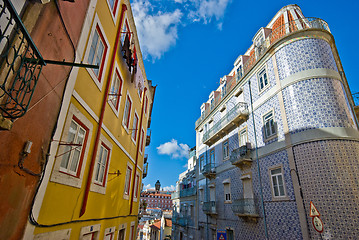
[173,4,359,240]
[141,186,174,210]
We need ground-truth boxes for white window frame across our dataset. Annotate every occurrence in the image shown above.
[139,128,145,154]
[104,226,116,240]
[105,0,120,23]
[84,14,110,91]
[223,180,231,203]
[123,163,133,199]
[129,222,135,240]
[263,110,277,140]
[133,172,140,202]
[257,66,269,93]
[80,224,101,240]
[122,92,132,133]
[239,127,248,146]
[108,63,123,116]
[223,139,229,160]
[117,223,127,240]
[91,134,113,194]
[51,104,93,188]
[269,165,288,200]
[131,111,139,144]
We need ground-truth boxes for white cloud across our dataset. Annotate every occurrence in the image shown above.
[157,139,190,159]
[132,1,182,60]
[144,184,153,190]
[190,0,231,25]
[163,185,176,191]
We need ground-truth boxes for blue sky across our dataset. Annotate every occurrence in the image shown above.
[131,0,359,191]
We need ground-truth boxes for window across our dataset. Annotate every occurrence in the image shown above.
[80,224,100,240]
[140,129,145,153]
[104,227,116,240]
[134,173,140,199]
[270,167,286,197]
[223,140,229,160]
[123,95,132,129]
[144,96,148,115]
[210,149,215,164]
[88,25,107,80]
[200,155,204,170]
[224,182,231,202]
[107,0,119,16]
[109,69,123,112]
[94,143,110,185]
[129,223,135,240]
[227,229,234,240]
[121,19,130,46]
[239,128,247,146]
[118,228,125,240]
[258,67,268,92]
[124,165,132,196]
[60,117,88,177]
[131,113,139,142]
[263,111,276,139]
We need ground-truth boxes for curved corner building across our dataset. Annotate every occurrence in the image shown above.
[190,4,359,240]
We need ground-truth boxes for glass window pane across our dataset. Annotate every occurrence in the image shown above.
[60,146,71,169]
[272,176,278,187]
[271,168,281,175]
[95,162,101,181]
[279,185,285,196]
[70,149,81,172]
[274,186,279,196]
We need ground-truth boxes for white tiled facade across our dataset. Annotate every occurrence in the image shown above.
[173,4,359,240]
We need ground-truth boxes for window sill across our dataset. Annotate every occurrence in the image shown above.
[271,196,290,202]
[224,200,232,204]
[264,134,277,143]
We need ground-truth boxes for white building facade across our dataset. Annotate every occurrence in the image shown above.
[193,4,359,240]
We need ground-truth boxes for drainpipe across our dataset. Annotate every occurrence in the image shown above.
[129,86,147,214]
[248,80,269,239]
[79,4,128,217]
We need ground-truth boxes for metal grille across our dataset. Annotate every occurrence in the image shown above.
[353,92,359,106]
[0,0,45,119]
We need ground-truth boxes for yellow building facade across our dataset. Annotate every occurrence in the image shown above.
[23,0,154,239]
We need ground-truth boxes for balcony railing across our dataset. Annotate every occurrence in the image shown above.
[180,187,197,198]
[146,130,151,146]
[201,162,216,178]
[202,201,217,215]
[0,0,46,120]
[143,162,148,178]
[231,198,259,218]
[195,17,330,129]
[202,102,248,145]
[229,143,252,168]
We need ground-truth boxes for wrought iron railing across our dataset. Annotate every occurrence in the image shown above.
[0,0,46,119]
[180,187,197,198]
[201,162,215,175]
[229,144,252,165]
[353,92,359,106]
[202,102,248,143]
[202,201,216,214]
[189,149,196,158]
[195,17,330,129]
[231,198,259,217]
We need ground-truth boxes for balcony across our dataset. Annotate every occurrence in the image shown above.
[195,17,330,129]
[202,102,249,146]
[202,201,217,215]
[172,216,191,227]
[0,0,46,126]
[231,198,259,220]
[230,144,252,169]
[143,162,148,178]
[353,92,359,117]
[146,130,151,146]
[201,163,216,179]
[180,187,197,198]
[144,154,148,164]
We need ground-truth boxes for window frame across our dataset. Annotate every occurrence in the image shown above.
[131,112,139,144]
[106,0,120,22]
[263,110,277,140]
[104,226,116,240]
[223,180,232,203]
[85,15,109,90]
[59,116,89,177]
[117,224,127,240]
[139,128,145,154]
[239,127,248,147]
[122,92,133,132]
[223,139,229,160]
[80,224,101,240]
[51,104,93,188]
[108,65,123,115]
[91,134,113,194]
[209,149,215,164]
[257,66,269,93]
[123,163,133,199]
[133,173,140,201]
[268,165,288,200]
